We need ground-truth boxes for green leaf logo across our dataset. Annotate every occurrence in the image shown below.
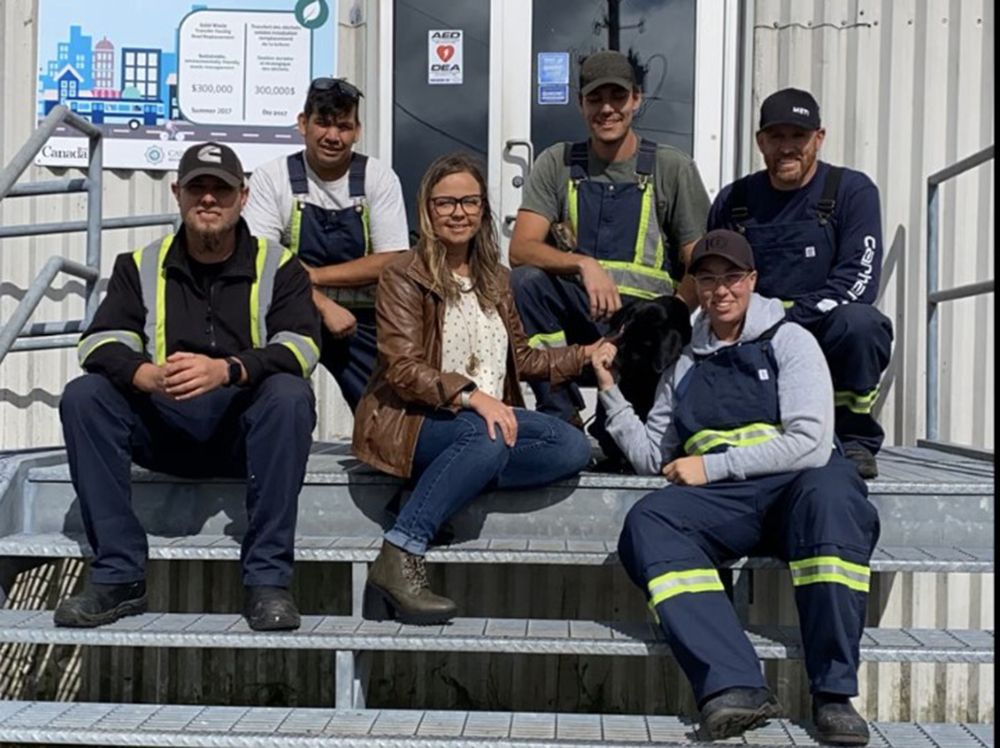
[295,0,330,29]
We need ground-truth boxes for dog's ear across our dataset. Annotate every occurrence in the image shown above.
[606,303,637,341]
[652,329,686,374]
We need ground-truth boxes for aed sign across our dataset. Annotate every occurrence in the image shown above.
[428,29,463,85]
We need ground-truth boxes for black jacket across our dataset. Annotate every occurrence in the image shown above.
[81,219,320,390]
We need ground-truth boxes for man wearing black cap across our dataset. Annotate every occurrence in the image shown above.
[55,142,321,632]
[591,229,878,745]
[244,77,409,411]
[708,87,893,479]
[509,49,710,459]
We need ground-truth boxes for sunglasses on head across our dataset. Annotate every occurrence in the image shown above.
[308,77,363,100]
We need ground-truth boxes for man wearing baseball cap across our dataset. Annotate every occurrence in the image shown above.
[590,228,878,744]
[510,49,710,466]
[708,88,893,482]
[55,142,320,633]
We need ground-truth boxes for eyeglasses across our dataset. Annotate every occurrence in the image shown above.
[429,195,485,217]
[308,77,363,100]
[693,271,752,291]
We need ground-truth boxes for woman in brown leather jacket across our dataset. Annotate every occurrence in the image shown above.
[352,153,599,624]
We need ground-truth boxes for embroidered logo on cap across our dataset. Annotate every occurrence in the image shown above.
[197,144,222,163]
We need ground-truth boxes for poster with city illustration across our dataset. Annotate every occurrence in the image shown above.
[35,0,337,171]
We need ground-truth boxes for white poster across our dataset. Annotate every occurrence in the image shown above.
[35,0,338,171]
[427,29,463,86]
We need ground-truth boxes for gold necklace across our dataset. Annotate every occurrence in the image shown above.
[451,275,480,377]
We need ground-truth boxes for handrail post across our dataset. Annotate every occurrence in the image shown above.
[925,181,940,442]
[85,130,103,325]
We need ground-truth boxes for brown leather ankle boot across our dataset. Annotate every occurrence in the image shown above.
[363,540,458,625]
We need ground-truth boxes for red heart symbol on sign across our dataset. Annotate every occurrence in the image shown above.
[437,45,455,62]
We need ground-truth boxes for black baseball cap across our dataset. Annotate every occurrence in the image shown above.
[177,142,244,188]
[579,50,637,96]
[758,87,821,131]
[690,229,755,272]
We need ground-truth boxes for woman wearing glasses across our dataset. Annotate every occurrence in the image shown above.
[352,153,600,624]
[589,229,878,745]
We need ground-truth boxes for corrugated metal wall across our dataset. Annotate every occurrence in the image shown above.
[751,0,995,450]
[0,0,358,448]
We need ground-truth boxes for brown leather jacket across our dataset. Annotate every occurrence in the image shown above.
[352,251,588,478]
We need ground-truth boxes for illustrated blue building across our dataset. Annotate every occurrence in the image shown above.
[121,47,162,100]
[41,25,94,91]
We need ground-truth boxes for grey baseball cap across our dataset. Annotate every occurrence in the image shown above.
[579,50,637,96]
[690,229,755,272]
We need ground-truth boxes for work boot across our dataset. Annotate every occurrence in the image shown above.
[54,580,147,628]
[243,586,300,631]
[843,444,878,479]
[363,540,457,625]
[813,694,870,745]
[698,686,781,740]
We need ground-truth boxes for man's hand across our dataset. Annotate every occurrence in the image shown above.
[163,352,228,400]
[469,390,518,447]
[662,455,707,486]
[577,256,621,321]
[314,291,357,338]
[301,261,320,286]
[132,362,167,395]
[589,340,619,391]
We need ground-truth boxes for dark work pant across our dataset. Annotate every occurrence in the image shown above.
[617,455,879,703]
[320,308,377,413]
[60,373,316,587]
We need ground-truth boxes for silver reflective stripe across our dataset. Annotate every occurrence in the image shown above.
[269,331,320,377]
[254,239,287,344]
[77,330,143,366]
[599,262,674,299]
[790,563,870,586]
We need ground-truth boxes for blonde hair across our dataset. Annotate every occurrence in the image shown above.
[414,152,504,309]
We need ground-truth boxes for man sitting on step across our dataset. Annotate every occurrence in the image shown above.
[54,142,320,632]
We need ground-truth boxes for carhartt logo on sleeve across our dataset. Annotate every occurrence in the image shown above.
[198,144,223,164]
[758,369,770,381]
[804,245,816,258]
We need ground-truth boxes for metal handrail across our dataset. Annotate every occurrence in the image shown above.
[924,144,995,456]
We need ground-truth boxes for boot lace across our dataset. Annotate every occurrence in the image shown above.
[403,553,431,591]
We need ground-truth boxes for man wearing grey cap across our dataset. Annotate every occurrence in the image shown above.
[509,49,710,461]
[591,229,878,745]
[708,88,893,480]
[55,142,321,632]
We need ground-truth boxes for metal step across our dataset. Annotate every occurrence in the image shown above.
[0,531,992,573]
[0,701,993,747]
[0,610,992,664]
[12,444,994,548]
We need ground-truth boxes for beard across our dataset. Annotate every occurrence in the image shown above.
[190,213,239,256]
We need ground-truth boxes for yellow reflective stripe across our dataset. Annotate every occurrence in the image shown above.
[834,387,879,414]
[634,183,653,265]
[77,331,144,366]
[528,330,567,349]
[270,332,320,377]
[782,299,795,309]
[683,422,782,456]
[361,202,372,255]
[566,179,579,234]
[153,236,171,365]
[598,260,673,283]
[790,556,871,592]
[617,286,659,300]
[277,248,295,268]
[647,568,725,605]
[289,201,303,254]
[250,240,269,349]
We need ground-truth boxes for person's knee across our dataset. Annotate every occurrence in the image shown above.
[254,374,316,428]
[792,480,879,555]
[60,374,118,417]
[510,265,552,300]
[827,304,893,346]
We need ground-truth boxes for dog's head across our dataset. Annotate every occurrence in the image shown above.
[607,295,692,377]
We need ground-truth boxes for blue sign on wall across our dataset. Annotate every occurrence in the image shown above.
[538,83,569,106]
[537,52,569,85]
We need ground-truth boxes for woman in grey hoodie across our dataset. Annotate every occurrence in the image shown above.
[591,229,878,746]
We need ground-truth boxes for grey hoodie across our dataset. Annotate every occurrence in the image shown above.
[599,293,834,480]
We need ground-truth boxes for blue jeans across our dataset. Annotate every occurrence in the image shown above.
[385,408,592,555]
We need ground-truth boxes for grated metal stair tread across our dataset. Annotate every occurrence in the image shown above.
[0,701,993,747]
[0,610,992,663]
[0,531,992,572]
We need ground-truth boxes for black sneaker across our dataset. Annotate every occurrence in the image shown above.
[843,444,878,479]
[813,694,870,745]
[698,686,781,740]
[53,580,147,628]
[243,586,301,631]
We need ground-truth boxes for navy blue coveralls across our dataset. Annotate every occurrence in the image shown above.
[288,150,376,411]
[617,322,880,703]
[512,139,678,449]
[721,167,893,454]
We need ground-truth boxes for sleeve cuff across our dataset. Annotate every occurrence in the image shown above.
[702,453,730,483]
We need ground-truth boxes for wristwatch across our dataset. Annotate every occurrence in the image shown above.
[459,387,476,409]
[226,356,243,387]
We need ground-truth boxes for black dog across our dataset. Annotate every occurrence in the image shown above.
[591,295,692,472]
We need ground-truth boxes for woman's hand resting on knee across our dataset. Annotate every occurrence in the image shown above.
[468,390,518,447]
